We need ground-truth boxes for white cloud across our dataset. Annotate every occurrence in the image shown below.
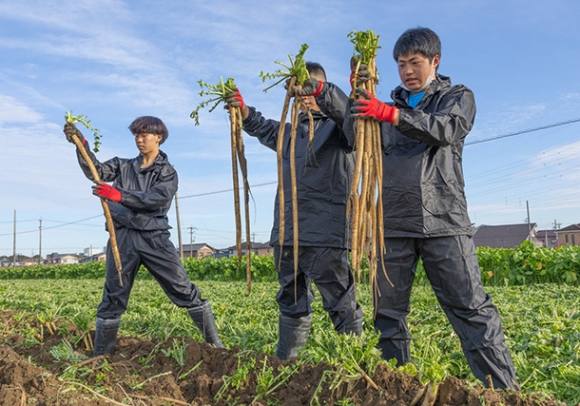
[0,95,44,124]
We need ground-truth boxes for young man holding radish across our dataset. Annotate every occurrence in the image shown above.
[63,116,224,356]
[299,28,520,390]
[225,62,364,360]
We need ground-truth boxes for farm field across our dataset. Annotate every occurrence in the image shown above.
[0,279,578,405]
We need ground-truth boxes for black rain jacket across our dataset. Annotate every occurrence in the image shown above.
[76,145,177,231]
[243,83,353,248]
[345,74,477,238]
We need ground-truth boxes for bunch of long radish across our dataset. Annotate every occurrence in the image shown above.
[65,111,123,286]
[190,77,252,293]
[260,44,314,300]
[347,31,393,294]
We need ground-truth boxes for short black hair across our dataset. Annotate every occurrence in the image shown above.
[393,27,441,63]
[306,61,327,81]
[129,116,168,144]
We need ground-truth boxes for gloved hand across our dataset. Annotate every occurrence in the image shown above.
[292,77,323,97]
[92,183,122,203]
[224,88,245,109]
[63,122,85,144]
[350,56,371,91]
[351,88,397,124]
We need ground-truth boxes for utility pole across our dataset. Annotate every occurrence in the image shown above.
[553,219,561,247]
[174,192,183,260]
[188,226,196,258]
[38,218,42,265]
[526,200,532,241]
[13,210,16,266]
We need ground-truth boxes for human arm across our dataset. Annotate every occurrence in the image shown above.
[396,85,476,146]
[114,165,178,212]
[240,106,291,152]
[63,122,120,182]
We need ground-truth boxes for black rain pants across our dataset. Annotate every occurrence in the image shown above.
[274,246,363,332]
[96,227,204,319]
[374,235,519,390]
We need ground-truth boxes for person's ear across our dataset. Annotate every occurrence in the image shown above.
[432,55,440,71]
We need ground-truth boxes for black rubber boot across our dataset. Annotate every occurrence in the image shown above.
[275,313,312,360]
[93,317,120,356]
[187,300,224,348]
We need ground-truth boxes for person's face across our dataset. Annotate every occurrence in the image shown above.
[397,52,440,94]
[135,132,161,155]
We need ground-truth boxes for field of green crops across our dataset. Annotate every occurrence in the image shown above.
[1,277,579,405]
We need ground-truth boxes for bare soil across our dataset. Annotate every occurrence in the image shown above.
[0,309,565,406]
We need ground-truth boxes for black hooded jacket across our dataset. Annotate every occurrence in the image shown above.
[242,83,353,248]
[76,145,177,231]
[343,74,477,238]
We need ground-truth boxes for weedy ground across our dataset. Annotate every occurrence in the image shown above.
[0,280,576,405]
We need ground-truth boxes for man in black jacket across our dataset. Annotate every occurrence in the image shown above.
[346,27,519,390]
[64,116,223,356]
[296,28,519,390]
[225,62,364,360]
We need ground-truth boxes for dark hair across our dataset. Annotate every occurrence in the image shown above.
[393,27,441,64]
[306,61,327,81]
[129,116,168,144]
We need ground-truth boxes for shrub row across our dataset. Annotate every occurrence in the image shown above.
[1,241,579,286]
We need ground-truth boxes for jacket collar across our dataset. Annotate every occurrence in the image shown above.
[134,150,168,172]
[392,74,451,106]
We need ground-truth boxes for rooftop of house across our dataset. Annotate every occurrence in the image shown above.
[473,223,536,248]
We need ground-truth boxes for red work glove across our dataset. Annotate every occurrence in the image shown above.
[351,88,397,124]
[92,183,122,203]
[225,88,245,110]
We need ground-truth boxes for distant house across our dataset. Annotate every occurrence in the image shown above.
[45,253,80,265]
[181,243,215,258]
[473,223,537,248]
[535,229,558,248]
[80,252,107,263]
[228,241,273,257]
[557,223,580,247]
[20,258,38,267]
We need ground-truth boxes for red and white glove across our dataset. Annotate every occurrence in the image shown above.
[351,88,397,124]
[225,88,245,109]
[92,183,122,203]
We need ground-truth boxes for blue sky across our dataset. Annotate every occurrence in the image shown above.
[1,0,579,257]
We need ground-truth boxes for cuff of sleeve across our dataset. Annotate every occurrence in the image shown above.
[243,106,257,124]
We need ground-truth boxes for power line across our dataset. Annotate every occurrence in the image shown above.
[178,181,276,199]
[466,117,580,146]
[0,215,102,236]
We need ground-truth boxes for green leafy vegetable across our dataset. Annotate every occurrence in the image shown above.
[64,111,103,153]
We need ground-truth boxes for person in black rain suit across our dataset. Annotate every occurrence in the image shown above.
[64,116,223,356]
[344,27,519,390]
[225,62,364,359]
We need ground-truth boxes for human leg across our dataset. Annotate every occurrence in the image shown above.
[94,228,141,356]
[274,246,313,359]
[139,230,223,347]
[306,247,363,334]
[374,238,419,365]
[421,235,519,390]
